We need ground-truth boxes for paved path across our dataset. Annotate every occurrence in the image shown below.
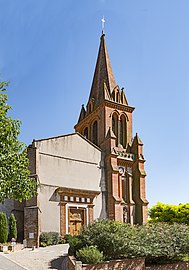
[0,253,26,270]
[1,244,69,270]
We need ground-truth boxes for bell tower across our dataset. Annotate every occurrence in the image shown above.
[74,32,148,224]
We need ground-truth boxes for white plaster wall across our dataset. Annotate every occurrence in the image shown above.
[35,134,102,192]
[93,193,102,219]
[34,133,104,233]
[35,134,101,165]
[39,185,60,233]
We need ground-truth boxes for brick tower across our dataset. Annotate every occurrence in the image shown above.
[75,32,148,224]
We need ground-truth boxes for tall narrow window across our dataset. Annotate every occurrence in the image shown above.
[116,92,119,103]
[120,115,126,148]
[112,113,118,146]
[89,103,92,113]
[112,90,115,101]
[83,127,88,139]
[112,116,115,134]
[92,121,98,145]
[120,120,123,146]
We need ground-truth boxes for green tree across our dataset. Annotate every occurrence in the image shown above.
[0,212,8,243]
[148,202,189,224]
[0,81,37,202]
[9,213,17,241]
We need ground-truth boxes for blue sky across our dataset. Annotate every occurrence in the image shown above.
[0,0,189,207]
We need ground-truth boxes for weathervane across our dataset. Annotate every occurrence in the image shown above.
[101,16,105,34]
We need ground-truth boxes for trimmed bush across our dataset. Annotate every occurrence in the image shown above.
[0,212,8,243]
[8,213,17,241]
[76,246,103,264]
[40,232,60,246]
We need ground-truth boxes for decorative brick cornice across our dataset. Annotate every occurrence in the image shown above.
[104,100,135,112]
[118,159,133,167]
[57,187,100,197]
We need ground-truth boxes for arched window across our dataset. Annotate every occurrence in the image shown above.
[120,120,123,145]
[120,115,126,148]
[92,121,98,145]
[112,113,118,146]
[83,127,88,139]
[116,91,119,103]
[112,90,115,101]
[89,103,93,113]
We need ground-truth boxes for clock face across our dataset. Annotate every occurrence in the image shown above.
[119,167,125,175]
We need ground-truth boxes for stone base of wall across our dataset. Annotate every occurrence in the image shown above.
[146,261,189,270]
[68,256,189,270]
[68,256,145,270]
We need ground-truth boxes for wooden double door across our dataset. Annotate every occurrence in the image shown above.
[68,207,86,236]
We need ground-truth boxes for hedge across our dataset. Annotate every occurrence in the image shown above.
[68,219,189,265]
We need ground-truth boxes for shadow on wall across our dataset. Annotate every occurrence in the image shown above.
[49,190,60,202]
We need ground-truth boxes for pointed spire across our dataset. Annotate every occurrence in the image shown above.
[121,88,128,105]
[89,33,117,106]
[132,133,143,145]
[77,104,86,123]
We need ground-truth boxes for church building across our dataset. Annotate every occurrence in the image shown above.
[0,30,148,248]
[74,31,148,225]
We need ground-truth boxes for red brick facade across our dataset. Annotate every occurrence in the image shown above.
[75,33,148,224]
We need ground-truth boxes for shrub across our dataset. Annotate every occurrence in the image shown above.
[40,242,47,247]
[58,236,66,244]
[76,246,103,264]
[135,223,189,265]
[50,232,59,245]
[79,219,132,260]
[40,232,51,246]
[8,214,17,241]
[64,234,73,243]
[40,232,60,246]
[68,236,85,256]
[76,219,189,264]
[0,212,8,243]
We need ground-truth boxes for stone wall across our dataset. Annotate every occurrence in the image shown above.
[146,261,189,270]
[82,258,145,270]
[68,256,189,270]
[24,206,40,248]
[68,256,145,270]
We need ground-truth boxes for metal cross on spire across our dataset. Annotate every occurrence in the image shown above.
[101,16,105,34]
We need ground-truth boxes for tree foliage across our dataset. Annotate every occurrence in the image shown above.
[0,212,8,243]
[0,81,37,202]
[148,202,189,224]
